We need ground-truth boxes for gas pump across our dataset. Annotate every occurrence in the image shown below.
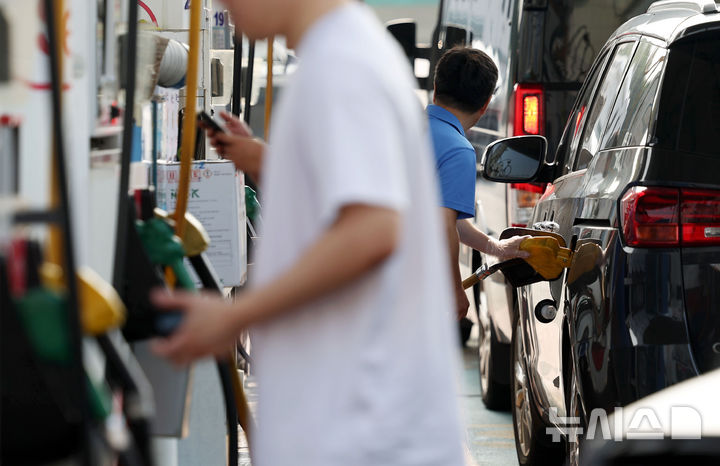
[2,1,260,463]
[2,1,153,463]
[110,1,253,464]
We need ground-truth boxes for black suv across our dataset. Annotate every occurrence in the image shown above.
[387,0,655,412]
[479,1,720,464]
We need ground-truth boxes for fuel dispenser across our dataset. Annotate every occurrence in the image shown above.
[2,0,259,464]
[110,1,253,464]
[2,1,153,463]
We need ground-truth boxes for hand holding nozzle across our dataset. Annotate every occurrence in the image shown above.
[461,236,574,289]
[488,235,531,261]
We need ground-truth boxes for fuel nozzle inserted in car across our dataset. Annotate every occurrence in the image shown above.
[518,236,572,279]
[462,231,574,290]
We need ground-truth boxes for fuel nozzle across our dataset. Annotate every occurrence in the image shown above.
[121,190,193,340]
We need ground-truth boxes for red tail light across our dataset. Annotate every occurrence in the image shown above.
[620,187,720,247]
[621,187,679,247]
[509,84,546,227]
[681,189,720,246]
[514,84,545,136]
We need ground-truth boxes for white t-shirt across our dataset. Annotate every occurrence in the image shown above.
[251,4,464,465]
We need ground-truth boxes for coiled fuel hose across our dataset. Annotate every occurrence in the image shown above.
[172,1,252,462]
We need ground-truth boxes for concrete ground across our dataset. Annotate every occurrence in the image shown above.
[460,337,518,466]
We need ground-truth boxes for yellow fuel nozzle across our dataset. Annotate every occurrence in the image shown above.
[461,235,575,290]
[41,263,127,336]
[154,208,210,257]
[519,236,573,280]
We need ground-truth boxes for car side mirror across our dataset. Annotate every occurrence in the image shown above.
[481,135,547,183]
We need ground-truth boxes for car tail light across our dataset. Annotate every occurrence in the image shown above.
[508,84,545,227]
[680,189,720,246]
[620,187,720,247]
[621,187,679,247]
[514,84,545,136]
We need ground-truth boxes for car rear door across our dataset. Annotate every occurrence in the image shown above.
[564,37,669,410]
[514,41,616,420]
[521,37,643,419]
[647,34,720,376]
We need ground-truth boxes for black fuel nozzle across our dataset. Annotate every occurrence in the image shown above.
[119,193,185,341]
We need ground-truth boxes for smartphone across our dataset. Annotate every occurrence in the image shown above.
[198,111,226,133]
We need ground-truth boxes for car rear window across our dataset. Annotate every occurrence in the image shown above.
[656,36,720,156]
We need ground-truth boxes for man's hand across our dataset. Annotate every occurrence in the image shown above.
[200,111,254,139]
[209,133,264,180]
[490,235,531,261]
[218,111,253,138]
[151,290,245,365]
[201,111,264,180]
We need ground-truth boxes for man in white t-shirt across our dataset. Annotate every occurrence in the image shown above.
[152,1,465,464]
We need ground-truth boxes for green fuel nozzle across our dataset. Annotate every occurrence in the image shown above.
[135,218,196,292]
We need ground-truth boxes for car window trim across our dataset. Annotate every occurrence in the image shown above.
[557,46,613,175]
[570,37,641,173]
[600,39,668,151]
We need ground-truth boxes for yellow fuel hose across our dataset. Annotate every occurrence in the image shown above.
[173,0,202,244]
[227,352,255,444]
[165,0,202,288]
[43,0,126,336]
[264,37,273,141]
[171,1,253,451]
[46,0,65,269]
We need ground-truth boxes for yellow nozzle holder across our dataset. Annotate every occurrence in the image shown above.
[41,263,127,335]
[519,236,573,280]
[154,208,210,257]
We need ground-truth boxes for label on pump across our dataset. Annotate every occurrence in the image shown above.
[156,160,247,287]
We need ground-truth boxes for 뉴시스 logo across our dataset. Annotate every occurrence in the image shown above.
[546,406,702,442]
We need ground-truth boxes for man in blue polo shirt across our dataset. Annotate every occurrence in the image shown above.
[429,47,528,320]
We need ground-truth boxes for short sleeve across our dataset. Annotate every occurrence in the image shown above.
[298,61,410,225]
[436,147,476,219]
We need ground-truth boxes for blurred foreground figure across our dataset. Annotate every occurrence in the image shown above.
[153,0,464,464]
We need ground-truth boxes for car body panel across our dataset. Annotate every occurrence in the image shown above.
[520,279,568,419]
[680,249,720,374]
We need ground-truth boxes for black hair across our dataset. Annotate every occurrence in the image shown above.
[434,47,498,114]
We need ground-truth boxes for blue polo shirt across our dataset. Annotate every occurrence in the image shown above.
[427,104,476,219]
